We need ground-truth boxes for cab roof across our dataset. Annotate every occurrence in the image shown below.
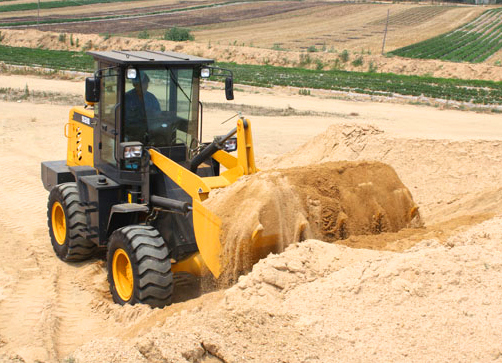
[87,50,214,66]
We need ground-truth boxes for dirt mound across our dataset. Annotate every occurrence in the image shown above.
[204,161,419,284]
[203,171,308,285]
[70,216,502,363]
[270,124,502,224]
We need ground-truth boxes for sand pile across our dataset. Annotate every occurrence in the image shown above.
[270,124,502,224]
[204,161,419,284]
[70,216,502,363]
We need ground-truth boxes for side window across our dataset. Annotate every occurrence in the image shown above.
[100,67,119,165]
[176,69,193,120]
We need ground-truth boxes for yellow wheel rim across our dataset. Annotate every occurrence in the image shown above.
[112,248,133,301]
[51,201,66,246]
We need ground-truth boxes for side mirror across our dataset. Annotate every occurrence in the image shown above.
[85,77,100,103]
[225,76,234,101]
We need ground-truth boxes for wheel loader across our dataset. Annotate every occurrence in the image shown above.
[41,50,260,308]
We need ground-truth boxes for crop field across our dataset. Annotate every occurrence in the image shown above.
[391,8,502,63]
[0,2,483,54]
[1,44,501,105]
[370,5,455,27]
[0,0,143,13]
[0,1,317,31]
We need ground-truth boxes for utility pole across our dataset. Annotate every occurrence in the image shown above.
[381,9,390,55]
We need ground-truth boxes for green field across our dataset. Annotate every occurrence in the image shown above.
[0,0,142,13]
[390,8,502,63]
[1,45,501,105]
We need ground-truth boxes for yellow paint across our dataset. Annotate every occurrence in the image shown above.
[66,107,95,167]
[176,168,183,185]
[149,119,262,279]
[212,150,238,169]
[112,248,133,301]
[149,149,211,201]
[192,199,222,278]
[171,253,209,277]
[236,118,257,175]
[203,175,232,189]
[51,201,66,245]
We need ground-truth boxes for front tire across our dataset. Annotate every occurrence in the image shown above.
[47,182,96,261]
[107,226,173,308]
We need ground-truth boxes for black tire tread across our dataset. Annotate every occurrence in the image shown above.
[107,225,173,308]
[47,182,96,261]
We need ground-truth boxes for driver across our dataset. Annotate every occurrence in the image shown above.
[124,73,160,141]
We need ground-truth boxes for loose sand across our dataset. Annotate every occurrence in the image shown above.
[205,161,419,284]
[0,74,502,363]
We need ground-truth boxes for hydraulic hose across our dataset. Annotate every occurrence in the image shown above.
[189,125,240,172]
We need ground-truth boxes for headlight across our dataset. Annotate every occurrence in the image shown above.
[124,145,142,159]
[126,67,137,80]
[201,68,211,78]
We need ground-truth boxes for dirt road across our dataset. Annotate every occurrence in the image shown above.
[0,75,502,362]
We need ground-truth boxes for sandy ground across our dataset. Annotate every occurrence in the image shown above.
[0,74,502,362]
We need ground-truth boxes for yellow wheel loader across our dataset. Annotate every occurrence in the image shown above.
[41,51,258,308]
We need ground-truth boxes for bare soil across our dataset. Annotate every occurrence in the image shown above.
[0,74,502,362]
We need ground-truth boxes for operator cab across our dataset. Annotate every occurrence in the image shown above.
[85,50,233,183]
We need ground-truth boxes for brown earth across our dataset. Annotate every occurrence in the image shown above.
[1,74,502,362]
[0,0,223,25]
[20,1,318,34]
[205,161,419,284]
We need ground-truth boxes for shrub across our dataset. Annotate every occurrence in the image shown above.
[368,61,377,73]
[339,50,349,63]
[352,56,363,67]
[331,58,343,70]
[70,34,74,46]
[138,30,149,39]
[163,27,194,41]
[307,45,317,53]
[58,33,66,43]
[314,58,324,70]
[299,88,311,96]
[299,53,312,67]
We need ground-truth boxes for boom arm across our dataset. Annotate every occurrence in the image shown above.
[148,118,257,278]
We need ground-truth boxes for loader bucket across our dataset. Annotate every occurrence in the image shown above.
[192,199,222,278]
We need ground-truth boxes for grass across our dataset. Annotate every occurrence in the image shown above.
[0,0,144,13]
[0,45,501,105]
[0,45,94,71]
[391,8,502,63]
[220,62,502,105]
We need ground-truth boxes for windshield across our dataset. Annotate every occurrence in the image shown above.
[123,67,198,148]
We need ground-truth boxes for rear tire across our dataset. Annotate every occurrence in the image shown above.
[107,226,173,308]
[47,182,96,261]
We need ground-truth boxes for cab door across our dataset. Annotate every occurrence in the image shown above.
[97,65,120,176]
